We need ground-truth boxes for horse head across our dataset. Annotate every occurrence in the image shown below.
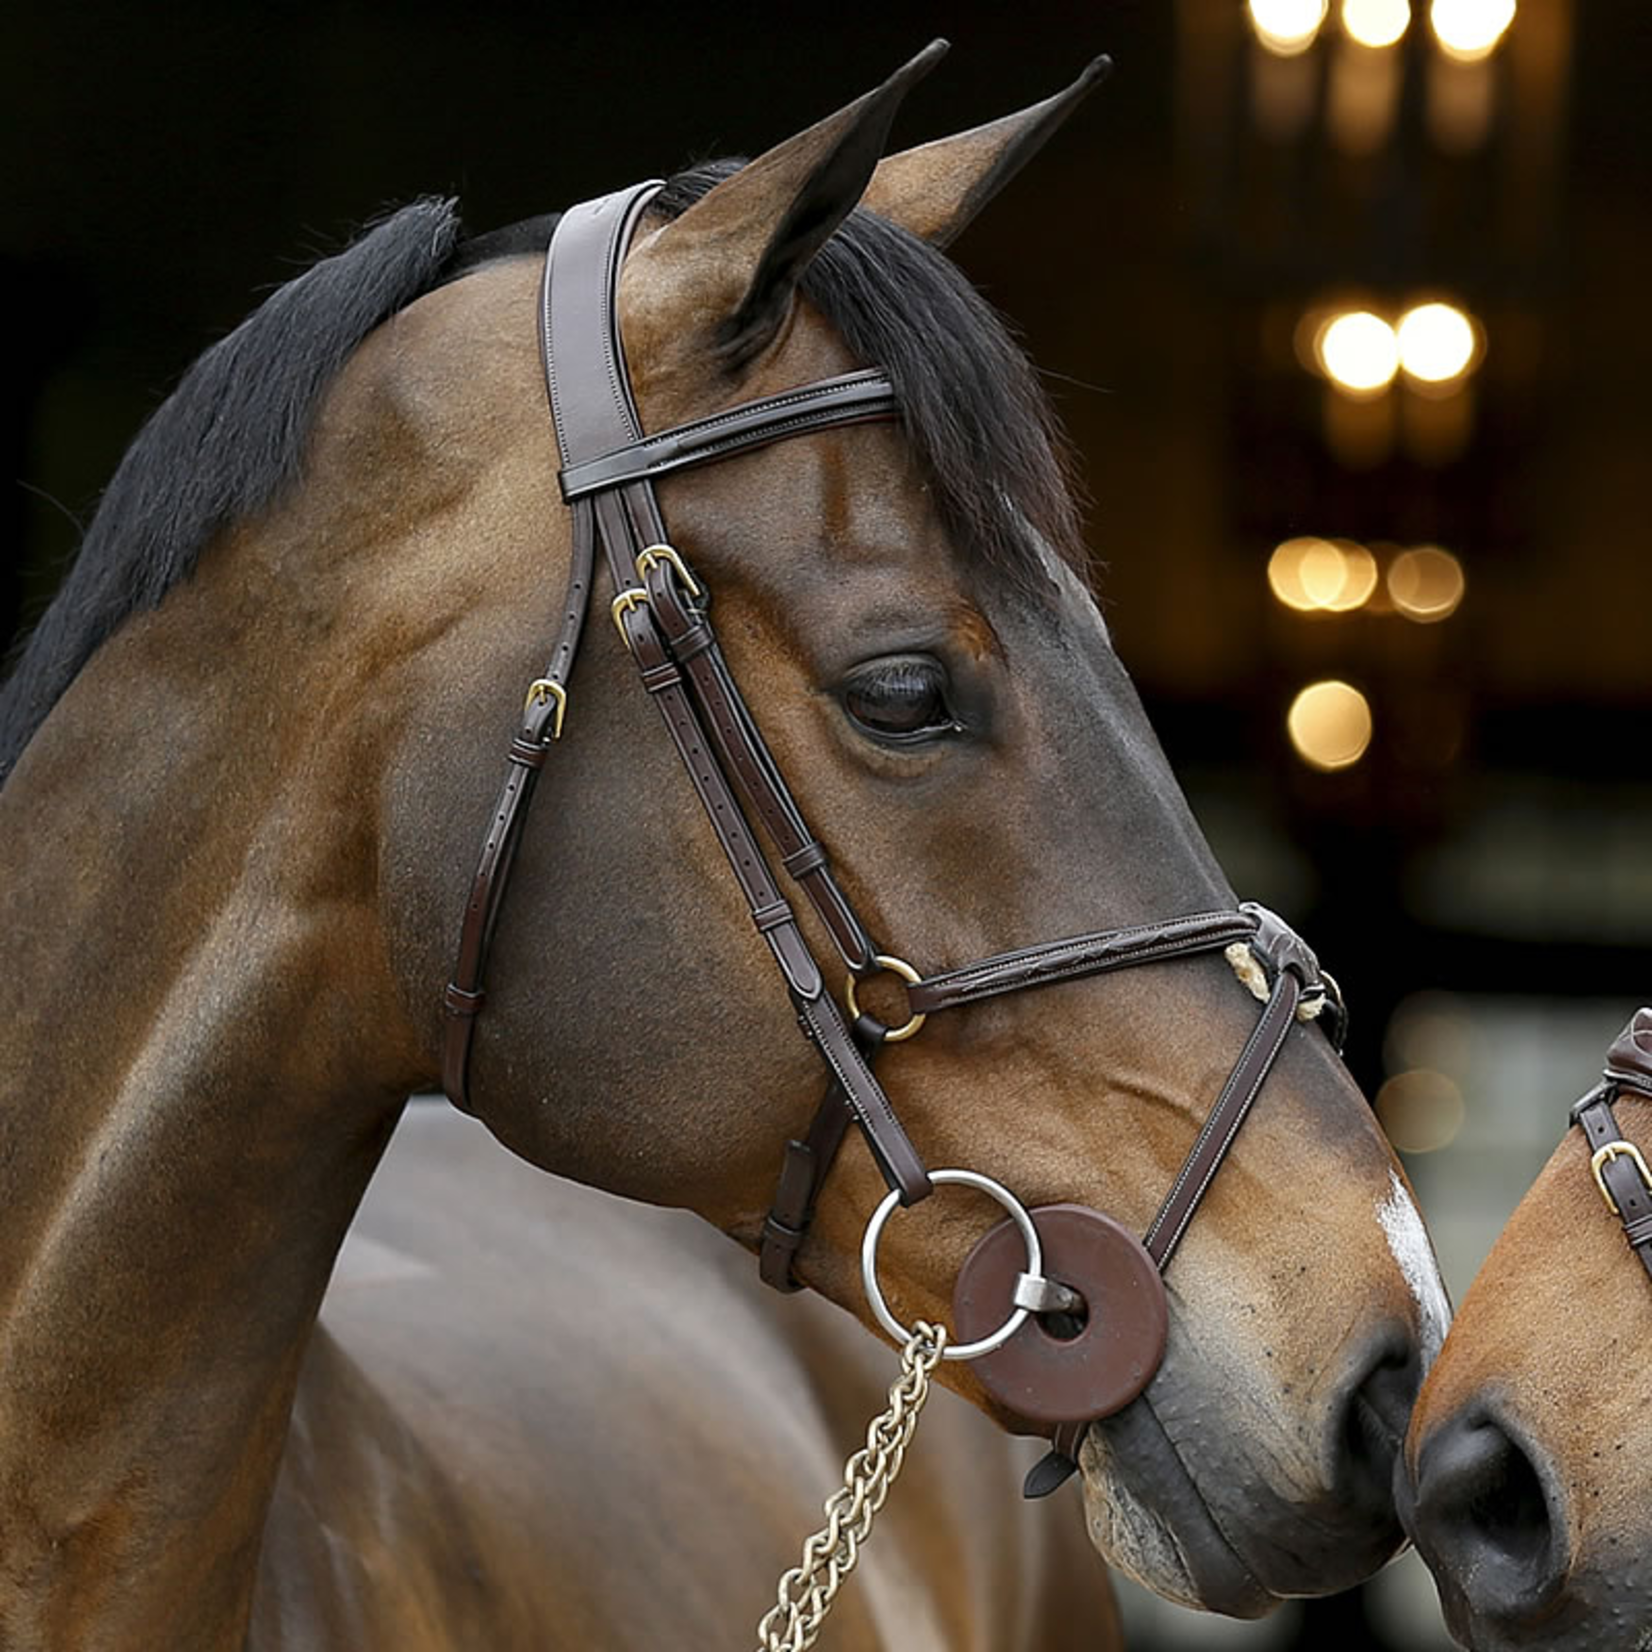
[1401,1007,1652,1651]
[364,48,1448,1613]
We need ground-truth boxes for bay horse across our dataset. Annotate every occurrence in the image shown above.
[1401,1007,1652,1652]
[1,44,1448,1648]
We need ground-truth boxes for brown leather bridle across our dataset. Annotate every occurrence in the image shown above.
[1572,1009,1652,1283]
[442,182,1349,1491]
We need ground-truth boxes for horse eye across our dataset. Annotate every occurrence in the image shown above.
[842,658,958,743]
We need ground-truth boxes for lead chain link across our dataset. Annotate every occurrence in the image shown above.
[754,1321,948,1652]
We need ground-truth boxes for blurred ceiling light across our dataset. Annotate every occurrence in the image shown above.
[1375,1069,1467,1154]
[1342,0,1411,49]
[1429,0,1516,61]
[1316,310,1400,395]
[1324,540,1380,610]
[1397,301,1479,385]
[1287,680,1373,771]
[1385,993,1473,1077]
[1249,0,1330,54]
[1268,538,1380,612]
[1388,545,1466,621]
[1268,537,1331,611]
[1298,538,1352,607]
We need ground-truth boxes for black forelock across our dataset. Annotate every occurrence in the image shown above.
[651,161,1087,595]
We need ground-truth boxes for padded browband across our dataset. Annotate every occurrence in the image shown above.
[559,368,899,500]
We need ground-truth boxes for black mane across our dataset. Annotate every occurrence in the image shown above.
[1,164,1083,781]
[0,199,462,780]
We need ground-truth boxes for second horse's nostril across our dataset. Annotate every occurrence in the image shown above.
[1463,1432,1550,1571]
[1411,1410,1563,1610]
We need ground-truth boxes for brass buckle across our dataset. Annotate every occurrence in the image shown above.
[845,953,927,1044]
[1591,1139,1652,1216]
[522,678,567,739]
[610,588,649,650]
[636,543,702,599]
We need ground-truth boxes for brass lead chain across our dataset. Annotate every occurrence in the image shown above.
[754,1321,948,1652]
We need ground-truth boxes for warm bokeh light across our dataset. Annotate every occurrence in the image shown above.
[1324,540,1380,610]
[1376,1068,1467,1153]
[1269,537,1332,611]
[1342,0,1411,49]
[1316,310,1400,394]
[1385,993,1473,1077]
[1397,301,1478,384]
[1388,545,1466,621]
[1429,0,1516,61]
[1268,537,1381,612]
[1249,0,1330,55]
[1287,680,1373,771]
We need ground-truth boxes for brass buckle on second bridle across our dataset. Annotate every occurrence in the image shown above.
[1591,1139,1652,1216]
[845,953,927,1044]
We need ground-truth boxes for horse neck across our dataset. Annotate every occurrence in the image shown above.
[0,523,429,1648]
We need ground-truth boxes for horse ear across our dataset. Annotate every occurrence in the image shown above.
[860,57,1112,248]
[637,40,948,366]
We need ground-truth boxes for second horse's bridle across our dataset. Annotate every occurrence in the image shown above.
[1572,1008,1652,1283]
[442,181,1349,1488]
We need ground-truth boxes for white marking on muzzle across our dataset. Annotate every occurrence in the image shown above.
[1377,1170,1451,1367]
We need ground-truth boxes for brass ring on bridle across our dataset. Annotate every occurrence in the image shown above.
[845,953,927,1043]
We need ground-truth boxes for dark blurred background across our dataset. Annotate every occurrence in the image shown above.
[3,2,1647,1646]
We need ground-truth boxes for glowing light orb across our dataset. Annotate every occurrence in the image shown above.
[1287,680,1374,771]
[1316,310,1400,395]
[1342,0,1411,49]
[1397,301,1478,384]
[1388,545,1466,622]
[1376,1069,1466,1154]
[1430,0,1516,61]
[1249,0,1330,54]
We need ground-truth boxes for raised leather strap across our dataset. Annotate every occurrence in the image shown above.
[1143,968,1301,1268]
[642,550,876,972]
[539,183,930,1206]
[442,456,599,1110]
[559,369,899,501]
[909,909,1258,1015]
[760,1092,855,1292]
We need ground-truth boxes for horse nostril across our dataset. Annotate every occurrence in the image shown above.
[1331,1332,1419,1508]
[1410,1408,1564,1613]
